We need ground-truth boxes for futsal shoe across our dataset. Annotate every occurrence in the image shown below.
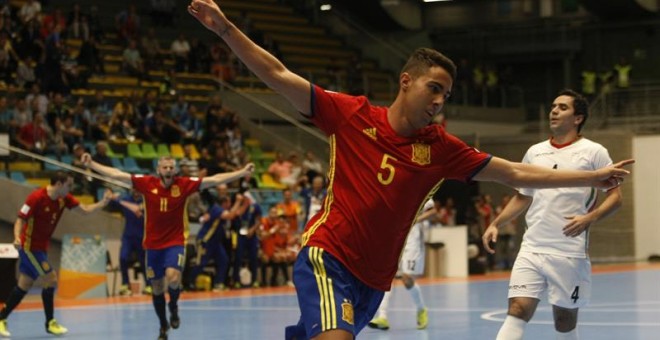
[157,326,169,340]
[46,319,68,335]
[0,319,11,337]
[417,307,428,329]
[367,317,390,330]
[142,285,153,295]
[169,310,180,329]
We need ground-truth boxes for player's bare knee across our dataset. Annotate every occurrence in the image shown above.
[17,274,35,291]
[508,298,537,321]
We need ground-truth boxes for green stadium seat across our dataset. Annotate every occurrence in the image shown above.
[141,143,159,159]
[157,144,171,158]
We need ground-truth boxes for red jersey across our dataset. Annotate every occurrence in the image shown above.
[132,175,201,249]
[17,188,80,251]
[303,85,492,290]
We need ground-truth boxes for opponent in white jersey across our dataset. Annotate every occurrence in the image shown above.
[482,90,624,340]
[368,198,437,331]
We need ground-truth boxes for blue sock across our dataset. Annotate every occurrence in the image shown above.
[42,287,55,322]
[152,294,168,328]
[168,286,180,314]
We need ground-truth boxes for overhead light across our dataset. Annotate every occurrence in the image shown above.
[424,0,453,2]
[320,4,332,11]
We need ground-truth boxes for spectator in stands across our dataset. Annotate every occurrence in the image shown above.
[16,113,48,154]
[581,65,596,102]
[16,56,37,90]
[41,7,68,40]
[25,83,48,117]
[141,27,167,71]
[122,39,146,81]
[300,175,326,224]
[67,3,89,40]
[0,31,19,85]
[92,141,112,167]
[170,94,189,122]
[209,42,236,83]
[18,0,41,26]
[171,33,191,73]
[77,35,104,76]
[275,188,303,233]
[10,98,30,134]
[178,104,204,143]
[109,96,138,141]
[0,96,13,133]
[301,150,323,182]
[59,115,84,152]
[226,125,243,157]
[267,151,292,185]
[179,144,200,177]
[116,4,141,42]
[45,93,70,133]
[282,152,302,188]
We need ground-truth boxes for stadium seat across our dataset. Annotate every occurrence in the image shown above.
[60,155,73,165]
[127,144,145,159]
[10,171,26,183]
[123,157,147,173]
[111,158,125,171]
[157,144,171,158]
[187,144,200,160]
[170,144,184,159]
[106,145,124,159]
[141,143,159,159]
[44,154,60,170]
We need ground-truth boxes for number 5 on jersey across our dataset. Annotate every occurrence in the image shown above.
[378,154,397,185]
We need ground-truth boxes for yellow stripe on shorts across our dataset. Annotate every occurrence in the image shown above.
[309,247,337,331]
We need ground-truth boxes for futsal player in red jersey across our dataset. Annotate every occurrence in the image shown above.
[81,154,254,340]
[188,1,633,339]
[0,171,112,338]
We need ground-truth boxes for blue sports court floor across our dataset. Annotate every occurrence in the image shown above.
[4,263,659,339]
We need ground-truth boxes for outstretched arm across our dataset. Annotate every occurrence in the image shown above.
[188,0,311,114]
[81,153,133,186]
[474,157,633,190]
[482,193,532,253]
[199,163,255,190]
[72,189,113,215]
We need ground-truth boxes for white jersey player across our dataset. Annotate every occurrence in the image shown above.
[368,198,437,331]
[482,90,624,340]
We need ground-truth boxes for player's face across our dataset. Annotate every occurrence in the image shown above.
[58,177,74,197]
[549,95,582,134]
[402,66,453,130]
[158,159,177,185]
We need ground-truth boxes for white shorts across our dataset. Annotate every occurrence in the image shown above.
[508,251,591,309]
[397,221,426,276]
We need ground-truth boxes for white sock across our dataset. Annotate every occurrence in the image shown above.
[377,291,391,319]
[556,328,579,340]
[407,283,425,311]
[496,315,527,340]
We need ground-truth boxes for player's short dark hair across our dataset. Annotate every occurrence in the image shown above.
[559,89,589,132]
[401,48,457,82]
[50,171,71,185]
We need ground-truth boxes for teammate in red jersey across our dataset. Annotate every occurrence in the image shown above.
[81,154,254,340]
[188,2,633,339]
[0,171,112,338]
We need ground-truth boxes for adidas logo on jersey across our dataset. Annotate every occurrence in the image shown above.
[363,127,377,141]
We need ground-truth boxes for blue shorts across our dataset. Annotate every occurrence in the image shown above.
[290,246,384,338]
[145,246,185,280]
[19,249,52,280]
